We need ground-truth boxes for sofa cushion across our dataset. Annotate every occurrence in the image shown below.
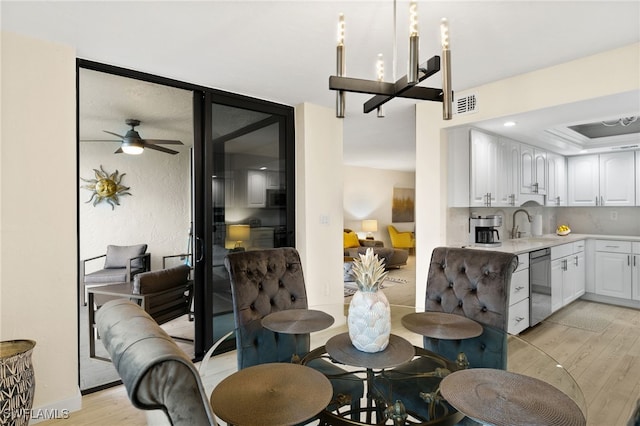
[343,231,360,249]
[133,264,191,295]
[104,244,148,269]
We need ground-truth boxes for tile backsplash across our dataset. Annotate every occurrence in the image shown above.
[448,205,640,245]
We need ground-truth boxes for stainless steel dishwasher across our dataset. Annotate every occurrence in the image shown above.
[530,248,551,326]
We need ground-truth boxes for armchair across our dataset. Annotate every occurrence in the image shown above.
[95,299,217,426]
[387,225,415,252]
[80,244,150,305]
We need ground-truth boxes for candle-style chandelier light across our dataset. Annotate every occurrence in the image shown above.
[330,1,453,120]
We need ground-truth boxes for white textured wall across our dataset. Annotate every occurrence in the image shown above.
[1,31,80,412]
[415,43,640,309]
[295,103,344,311]
[79,143,191,271]
[343,165,415,248]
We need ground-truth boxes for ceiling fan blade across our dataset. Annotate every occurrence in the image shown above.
[103,130,125,139]
[80,139,121,142]
[142,139,184,145]
[145,144,180,155]
[114,147,124,154]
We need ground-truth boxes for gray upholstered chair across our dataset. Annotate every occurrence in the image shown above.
[377,247,517,421]
[81,244,150,305]
[95,298,217,426]
[224,247,363,416]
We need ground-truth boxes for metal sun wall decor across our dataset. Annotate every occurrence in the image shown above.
[81,165,131,210]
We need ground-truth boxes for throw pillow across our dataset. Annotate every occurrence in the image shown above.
[104,244,148,269]
[343,232,360,249]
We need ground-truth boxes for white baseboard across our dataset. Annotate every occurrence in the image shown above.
[28,387,82,424]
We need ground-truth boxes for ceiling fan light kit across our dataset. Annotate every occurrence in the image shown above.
[82,118,184,155]
[331,1,453,120]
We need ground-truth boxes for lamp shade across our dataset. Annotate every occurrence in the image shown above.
[228,224,250,242]
[362,219,378,233]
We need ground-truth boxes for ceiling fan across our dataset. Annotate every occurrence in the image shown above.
[83,119,183,155]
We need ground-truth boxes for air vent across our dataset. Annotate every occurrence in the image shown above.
[454,93,478,115]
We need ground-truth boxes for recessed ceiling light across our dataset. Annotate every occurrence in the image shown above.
[259,166,267,170]
[503,121,516,127]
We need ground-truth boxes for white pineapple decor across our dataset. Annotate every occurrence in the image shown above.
[347,248,391,353]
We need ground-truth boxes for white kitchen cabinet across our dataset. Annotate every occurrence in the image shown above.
[470,129,500,207]
[546,152,567,206]
[599,152,635,206]
[498,137,520,206]
[508,253,530,335]
[595,240,633,299]
[636,152,640,207]
[568,153,635,206]
[246,170,267,207]
[633,242,640,301]
[568,155,599,206]
[520,144,547,195]
[551,241,586,311]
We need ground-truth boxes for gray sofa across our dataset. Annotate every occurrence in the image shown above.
[343,229,409,269]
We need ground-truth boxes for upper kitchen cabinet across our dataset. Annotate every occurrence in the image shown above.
[636,151,640,206]
[520,144,547,195]
[498,137,521,207]
[568,152,635,206]
[469,129,500,207]
[600,152,635,206]
[546,152,567,206]
[567,155,599,206]
[246,169,267,208]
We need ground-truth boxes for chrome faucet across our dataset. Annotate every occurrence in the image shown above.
[512,209,533,239]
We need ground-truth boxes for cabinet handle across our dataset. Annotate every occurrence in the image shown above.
[595,196,599,206]
[515,286,524,292]
[515,316,525,323]
[562,259,567,271]
[556,196,560,206]
[605,245,620,249]
[533,182,538,194]
[574,255,579,266]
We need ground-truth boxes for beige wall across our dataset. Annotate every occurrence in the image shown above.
[415,43,640,308]
[1,31,81,412]
[295,103,344,312]
[343,165,415,248]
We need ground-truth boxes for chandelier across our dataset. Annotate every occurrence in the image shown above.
[330,1,452,120]
[602,116,639,127]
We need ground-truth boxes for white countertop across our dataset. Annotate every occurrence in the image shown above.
[457,233,640,254]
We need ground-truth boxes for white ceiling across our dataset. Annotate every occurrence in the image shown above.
[3,1,640,170]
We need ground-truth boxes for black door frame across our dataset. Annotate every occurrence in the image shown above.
[77,59,295,361]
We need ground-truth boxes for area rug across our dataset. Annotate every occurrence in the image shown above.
[544,308,611,333]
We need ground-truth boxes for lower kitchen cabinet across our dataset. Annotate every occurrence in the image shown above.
[508,253,530,335]
[551,241,586,312]
[595,240,633,299]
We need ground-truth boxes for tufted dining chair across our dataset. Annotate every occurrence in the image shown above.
[224,247,363,417]
[376,247,518,422]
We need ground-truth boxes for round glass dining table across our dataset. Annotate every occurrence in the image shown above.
[208,303,587,426]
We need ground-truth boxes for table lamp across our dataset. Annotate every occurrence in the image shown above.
[362,219,378,240]
[228,224,250,251]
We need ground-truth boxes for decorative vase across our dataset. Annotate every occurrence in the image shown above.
[347,248,391,353]
[0,340,36,426]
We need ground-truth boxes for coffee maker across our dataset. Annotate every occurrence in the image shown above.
[469,215,502,247]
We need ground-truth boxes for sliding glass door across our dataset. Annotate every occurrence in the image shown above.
[192,92,295,356]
